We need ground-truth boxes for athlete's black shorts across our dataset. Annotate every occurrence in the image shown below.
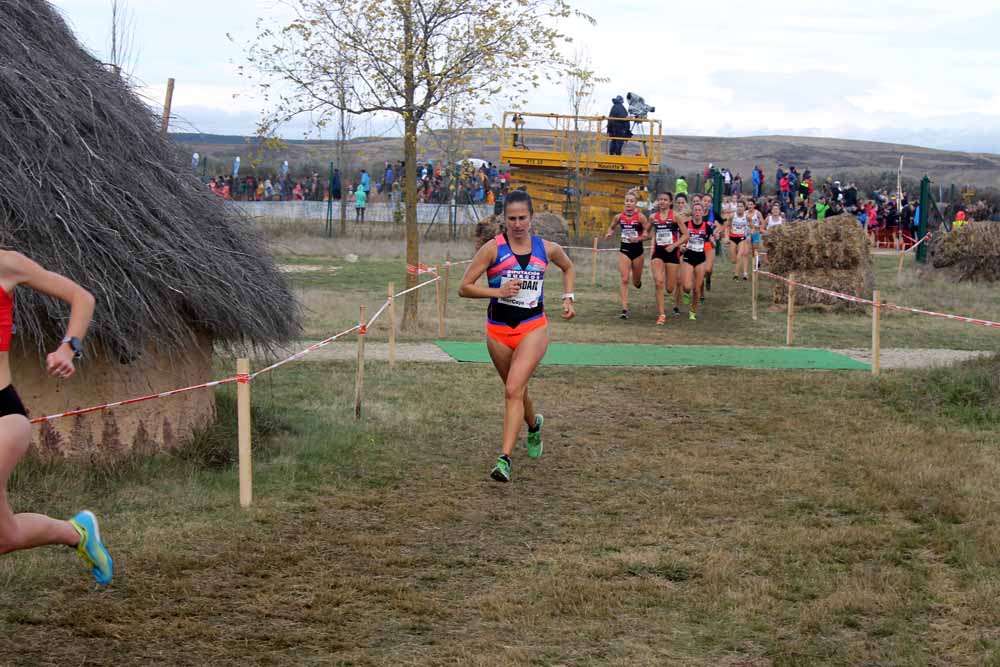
[683,250,707,267]
[619,242,644,260]
[0,385,28,418]
[729,235,746,245]
[652,246,680,264]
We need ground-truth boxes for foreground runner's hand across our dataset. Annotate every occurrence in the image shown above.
[498,280,521,298]
[562,298,575,320]
[47,348,75,379]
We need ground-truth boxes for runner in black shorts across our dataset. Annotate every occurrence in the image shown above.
[605,190,649,319]
[681,202,711,321]
[649,192,689,324]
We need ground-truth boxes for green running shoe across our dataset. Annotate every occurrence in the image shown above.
[490,455,512,483]
[682,292,691,305]
[69,510,113,585]
[526,414,544,459]
[689,311,697,321]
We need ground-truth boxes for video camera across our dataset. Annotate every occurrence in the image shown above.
[626,92,655,118]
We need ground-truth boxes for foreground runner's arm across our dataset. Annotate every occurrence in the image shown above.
[638,213,651,242]
[604,214,621,239]
[3,251,95,378]
[543,241,576,320]
[457,240,521,300]
[670,224,691,254]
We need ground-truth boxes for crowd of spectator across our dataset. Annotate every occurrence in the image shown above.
[204,158,513,210]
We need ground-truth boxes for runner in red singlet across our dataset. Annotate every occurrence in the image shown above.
[680,202,711,321]
[649,192,690,324]
[604,190,649,319]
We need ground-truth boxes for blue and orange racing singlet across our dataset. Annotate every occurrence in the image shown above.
[486,234,548,328]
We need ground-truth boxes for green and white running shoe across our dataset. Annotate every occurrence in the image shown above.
[682,292,691,305]
[69,510,113,585]
[526,414,544,459]
[490,455,512,483]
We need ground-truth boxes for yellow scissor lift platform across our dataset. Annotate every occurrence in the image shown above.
[499,112,661,236]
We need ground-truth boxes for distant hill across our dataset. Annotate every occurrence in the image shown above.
[172,131,1000,190]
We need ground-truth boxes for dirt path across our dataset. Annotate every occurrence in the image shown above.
[271,341,992,369]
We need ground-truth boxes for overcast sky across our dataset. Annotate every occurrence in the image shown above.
[52,0,1000,153]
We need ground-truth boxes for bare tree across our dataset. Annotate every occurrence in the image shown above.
[245,0,590,325]
[563,51,606,235]
[107,0,139,79]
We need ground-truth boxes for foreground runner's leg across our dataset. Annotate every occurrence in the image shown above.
[487,327,549,481]
[0,415,112,584]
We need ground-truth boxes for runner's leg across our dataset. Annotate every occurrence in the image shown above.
[651,258,665,317]
[631,254,644,289]
[496,327,549,457]
[0,415,79,554]
[617,252,631,311]
[487,336,538,432]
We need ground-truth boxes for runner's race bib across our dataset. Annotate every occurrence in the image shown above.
[656,228,674,246]
[687,236,705,252]
[732,221,748,237]
[622,227,640,242]
[498,270,543,308]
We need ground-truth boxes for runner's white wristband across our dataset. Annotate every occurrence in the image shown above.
[561,293,575,301]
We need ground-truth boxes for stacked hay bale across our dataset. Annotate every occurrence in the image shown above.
[474,212,570,248]
[929,222,1000,282]
[763,214,873,311]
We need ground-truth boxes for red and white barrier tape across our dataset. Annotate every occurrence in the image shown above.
[755,270,875,306]
[903,232,931,254]
[29,274,450,426]
[882,302,1000,328]
[756,268,999,328]
[30,376,242,425]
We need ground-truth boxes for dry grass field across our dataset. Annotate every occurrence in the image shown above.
[1,227,997,666]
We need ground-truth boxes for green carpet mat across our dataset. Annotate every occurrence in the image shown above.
[435,341,869,370]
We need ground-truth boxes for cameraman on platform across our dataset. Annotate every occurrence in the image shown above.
[607,95,631,155]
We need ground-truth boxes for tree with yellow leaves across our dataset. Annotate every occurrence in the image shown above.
[246,0,591,324]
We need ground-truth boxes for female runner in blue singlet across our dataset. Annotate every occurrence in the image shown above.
[458,191,576,483]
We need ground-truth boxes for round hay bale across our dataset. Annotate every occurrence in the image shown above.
[531,212,570,245]
[770,267,875,312]
[764,215,870,272]
[474,215,505,248]
[762,216,873,310]
[929,221,1000,282]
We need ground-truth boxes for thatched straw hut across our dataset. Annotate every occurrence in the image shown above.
[929,222,1000,282]
[1,0,299,458]
[762,215,873,311]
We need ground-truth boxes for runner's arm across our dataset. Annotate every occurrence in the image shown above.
[3,251,94,378]
[545,242,576,320]
[671,225,691,252]
[458,241,518,299]
[639,213,651,241]
[605,214,620,238]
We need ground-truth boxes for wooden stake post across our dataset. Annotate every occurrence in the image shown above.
[871,289,881,376]
[786,281,796,346]
[236,357,252,508]
[751,253,758,321]
[387,282,396,370]
[443,252,451,320]
[161,77,175,136]
[897,249,906,278]
[591,237,598,287]
[354,305,366,420]
[436,276,445,337]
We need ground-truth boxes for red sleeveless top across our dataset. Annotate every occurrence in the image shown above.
[0,287,13,352]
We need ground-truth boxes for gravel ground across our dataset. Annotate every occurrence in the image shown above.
[267,342,992,370]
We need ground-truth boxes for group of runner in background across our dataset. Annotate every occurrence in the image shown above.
[605,190,786,324]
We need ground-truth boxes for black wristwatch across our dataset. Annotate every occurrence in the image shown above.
[61,336,83,359]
